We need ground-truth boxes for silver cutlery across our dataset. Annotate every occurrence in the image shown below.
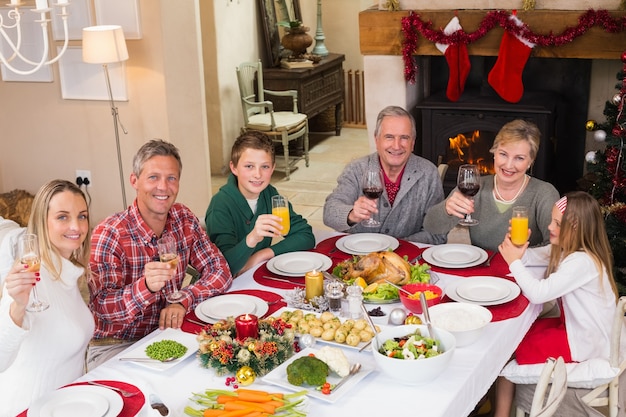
[186,318,208,326]
[409,254,423,264]
[420,292,437,340]
[150,393,170,416]
[119,356,179,363]
[332,362,362,392]
[262,275,305,286]
[483,250,498,267]
[86,381,138,397]
[384,279,413,296]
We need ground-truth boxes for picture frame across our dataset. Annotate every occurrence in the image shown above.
[51,0,92,41]
[0,7,54,82]
[94,0,142,39]
[58,46,128,101]
[258,0,301,67]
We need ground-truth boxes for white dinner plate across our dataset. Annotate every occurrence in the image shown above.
[422,245,488,268]
[335,233,399,255]
[28,385,124,417]
[117,327,198,371]
[262,347,374,404]
[430,244,481,265]
[195,295,269,324]
[200,294,257,320]
[445,277,521,306]
[266,252,332,277]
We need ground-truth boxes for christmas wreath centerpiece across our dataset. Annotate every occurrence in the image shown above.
[196,316,296,377]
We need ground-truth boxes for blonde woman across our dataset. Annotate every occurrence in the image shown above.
[0,180,93,417]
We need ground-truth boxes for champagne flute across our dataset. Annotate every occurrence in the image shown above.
[457,164,481,226]
[157,235,184,303]
[18,233,49,312]
[362,168,384,227]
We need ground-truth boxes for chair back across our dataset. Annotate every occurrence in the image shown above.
[236,60,266,124]
[529,357,567,417]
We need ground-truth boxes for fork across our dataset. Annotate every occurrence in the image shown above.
[86,381,138,397]
[483,250,499,267]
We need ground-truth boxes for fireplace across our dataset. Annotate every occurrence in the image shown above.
[413,55,592,195]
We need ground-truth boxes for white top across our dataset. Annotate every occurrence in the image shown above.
[510,245,615,361]
[0,241,95,417]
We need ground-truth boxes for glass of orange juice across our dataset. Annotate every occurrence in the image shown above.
[511,206,529,246]
[271,195,291,236]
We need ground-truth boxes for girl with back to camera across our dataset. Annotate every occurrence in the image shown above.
[493,191,618,417]
[0,180,94,417]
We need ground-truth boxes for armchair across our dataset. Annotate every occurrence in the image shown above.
[236,60,309,180]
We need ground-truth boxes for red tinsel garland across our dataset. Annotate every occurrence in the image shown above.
[402,9,626,83]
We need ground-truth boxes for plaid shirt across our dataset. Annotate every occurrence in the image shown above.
[88,201,232,340]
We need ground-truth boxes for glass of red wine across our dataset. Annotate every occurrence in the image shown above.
[362,168,384,227]
[457,164,480,226]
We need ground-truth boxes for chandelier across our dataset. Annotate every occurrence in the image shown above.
[0,0,71,75]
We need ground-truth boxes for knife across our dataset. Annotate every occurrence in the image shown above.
[262,275,305,286]
[150,393,170,416]
[409,254,423,264]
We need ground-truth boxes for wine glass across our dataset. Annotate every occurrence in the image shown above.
[457,164,481,226]
[361,168,384,227]
[18,233,49,312]
[157,235,184,303]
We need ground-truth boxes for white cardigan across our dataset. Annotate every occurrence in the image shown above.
[0,238,95,417]
[510,246,615,362]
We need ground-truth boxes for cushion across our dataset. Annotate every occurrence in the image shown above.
[248,112,307,131]
[500,358,620,389]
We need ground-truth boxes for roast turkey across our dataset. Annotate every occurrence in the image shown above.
[338,251,411,286]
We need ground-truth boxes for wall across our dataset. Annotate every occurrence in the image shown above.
[0,0,210,226]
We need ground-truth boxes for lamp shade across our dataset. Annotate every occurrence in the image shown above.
[82,25,129,64]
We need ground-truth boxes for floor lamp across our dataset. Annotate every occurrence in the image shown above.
[82,25,129,210]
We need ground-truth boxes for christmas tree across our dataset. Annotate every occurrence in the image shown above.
[584,51,626,295]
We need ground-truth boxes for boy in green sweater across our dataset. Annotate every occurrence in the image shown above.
[205,131,315,276]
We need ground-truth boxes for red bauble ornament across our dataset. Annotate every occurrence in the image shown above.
[621,50,626,63]
[612,126,623,137]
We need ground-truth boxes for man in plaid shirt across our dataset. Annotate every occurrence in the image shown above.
[86,139,232,369]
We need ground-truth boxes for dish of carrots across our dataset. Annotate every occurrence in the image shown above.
[184,387,307,417]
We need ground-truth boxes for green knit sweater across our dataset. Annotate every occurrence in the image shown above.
[205,174,315,274]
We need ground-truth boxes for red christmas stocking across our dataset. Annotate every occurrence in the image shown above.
[436,16,470,102]
[488,14,535,103]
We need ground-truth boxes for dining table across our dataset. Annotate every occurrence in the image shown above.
[23,230,544,417]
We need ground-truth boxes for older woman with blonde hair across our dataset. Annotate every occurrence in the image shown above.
[424,119,559,251]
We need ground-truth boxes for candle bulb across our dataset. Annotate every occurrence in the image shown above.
[35,0,48,9]
[305,269,324,300]
[235,314,258,340]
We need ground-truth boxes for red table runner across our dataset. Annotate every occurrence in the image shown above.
[17,380,145,417]
[182,289,286,334]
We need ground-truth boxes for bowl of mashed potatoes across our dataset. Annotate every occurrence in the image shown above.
[428,302,492,347]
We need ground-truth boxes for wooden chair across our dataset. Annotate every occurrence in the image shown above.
[579,296,626,416]
[526,357,568,417]
[516,296,626,417]
[236,60,309,180]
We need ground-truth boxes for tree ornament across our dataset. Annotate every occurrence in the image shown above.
[435,16,470,102]
[613,126,624,137]
[586,151,598,163]
[613,93,623,106]
[488,13,535,103]
[594,130,607,142]
[405,314,422,325]
[236,366,256,386]
[389,308,407,325]
[586,120,598,131]
[299,333,316,349]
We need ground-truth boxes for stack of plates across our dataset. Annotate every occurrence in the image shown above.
[335,233,399,255]
[422,244,488,268]
[445,276,521,306]
[194,294,269,323]
[28,385,125,417]
[266,252,332,277]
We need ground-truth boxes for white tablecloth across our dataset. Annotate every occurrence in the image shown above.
[76,231,542,417]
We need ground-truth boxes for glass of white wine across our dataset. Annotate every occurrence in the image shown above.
[18,233,49,312]
[157,235,184,303]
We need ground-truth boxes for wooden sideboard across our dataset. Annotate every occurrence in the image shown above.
[263,53,345,135]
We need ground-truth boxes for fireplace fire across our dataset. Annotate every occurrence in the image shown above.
[414,55,591,195]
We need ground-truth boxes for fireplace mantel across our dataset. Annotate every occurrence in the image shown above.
[359,9,626,59]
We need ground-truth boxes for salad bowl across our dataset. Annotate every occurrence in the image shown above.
[371,324,455,385]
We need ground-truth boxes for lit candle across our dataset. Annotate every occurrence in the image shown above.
[305,270,324,300]
[57,0,68,4]
[235,314,259,340]
[35,0,48,9]
[10,0,19,5]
